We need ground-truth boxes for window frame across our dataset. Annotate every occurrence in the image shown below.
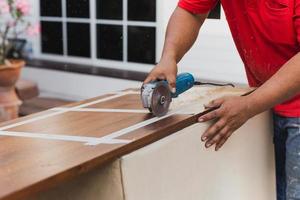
[33,0,228,73]
[35,0,158,72]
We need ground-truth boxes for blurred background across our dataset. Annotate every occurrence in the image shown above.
[0,0,247,120]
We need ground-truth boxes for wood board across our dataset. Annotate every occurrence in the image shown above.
[0,89,204,200]
[0,86,252,200]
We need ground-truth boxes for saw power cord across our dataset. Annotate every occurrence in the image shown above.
[194,81,235,88]
[194,81,257,97]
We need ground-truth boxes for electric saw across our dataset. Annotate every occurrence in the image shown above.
[141,73,195,117]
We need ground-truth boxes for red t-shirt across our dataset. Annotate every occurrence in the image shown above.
[178,0,300,117]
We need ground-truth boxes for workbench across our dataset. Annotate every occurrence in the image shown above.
[0,86,276,200]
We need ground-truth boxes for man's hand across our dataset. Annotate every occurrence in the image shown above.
[144,58,178,92]
[198,96,254,151]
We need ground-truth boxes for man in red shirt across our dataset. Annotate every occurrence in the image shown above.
[144,0,300,199]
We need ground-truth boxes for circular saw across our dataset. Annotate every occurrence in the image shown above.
[141,73,195,117]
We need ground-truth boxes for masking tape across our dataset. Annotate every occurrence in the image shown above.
[0,131,132,145]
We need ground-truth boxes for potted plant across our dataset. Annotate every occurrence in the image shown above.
[0,0,39,122]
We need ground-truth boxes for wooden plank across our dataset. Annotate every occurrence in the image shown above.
[0,115,193,200]
[62,94,115,108]
[0,91,196,200]
[86,94,144,110]
[7,112,153,137]
[0,87,250,200]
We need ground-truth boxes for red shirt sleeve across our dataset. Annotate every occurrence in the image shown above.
[178,0,219,14]
[295,0,300,44]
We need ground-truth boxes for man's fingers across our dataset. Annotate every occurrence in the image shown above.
[215,130,232,151]
[204,98,225,109]
[201,119,226,142]
[205,127,229,149]
[198,108,222,122]
[144,73,177,93]
[215,137,227,151]
[157,74,167,80]
[144,73,165,83]
[144,76,155,84]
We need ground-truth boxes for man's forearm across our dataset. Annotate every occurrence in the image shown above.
[247,53,300,116]
[161,7,208,63]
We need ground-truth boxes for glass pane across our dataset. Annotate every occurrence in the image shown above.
[128,0,156,21]
[67,23,91,57]
[97,0,123,20]
[128,26,155,64]
[41,21,63,55]
[97,25,123,61]
[66,0,90,18]
[208,2,221,19]
[40,0,62,17]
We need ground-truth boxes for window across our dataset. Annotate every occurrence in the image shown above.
[67,22,91,57]
[97,24,123,60]
[97,0,122,20]
[128,26,156,64]
[40,0,62,17]
[41,21,63,55]
[67,0,90,18]
[39,0,157,65]
[128,0,156,21]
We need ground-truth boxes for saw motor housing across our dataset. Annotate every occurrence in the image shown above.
[141,73,195,117]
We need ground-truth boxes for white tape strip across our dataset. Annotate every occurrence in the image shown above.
[0,91,136,131]
[0,90,196,146]
[72,91,139,109]
[0,131,132,145]
[51,107,149,114]
[86,107,193,146]
[0,105,195,146]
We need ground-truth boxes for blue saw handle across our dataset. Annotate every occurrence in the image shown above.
[171,73,195,98]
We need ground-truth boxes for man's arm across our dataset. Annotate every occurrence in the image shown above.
[199,1,300,151]
[248,53,300,115]
[199,54,300,151]
[161,7,207,63]
[144,7,208,91]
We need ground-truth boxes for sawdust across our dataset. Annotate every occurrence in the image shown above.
[169,86,252,114]
[204,86,251,97]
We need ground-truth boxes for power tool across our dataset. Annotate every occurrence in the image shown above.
[141,73,195,117]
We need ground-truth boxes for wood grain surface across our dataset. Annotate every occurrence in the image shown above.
[0,90,201,200]
[0,86,250,200]
[87,94,144,109]
[8,112,153,137]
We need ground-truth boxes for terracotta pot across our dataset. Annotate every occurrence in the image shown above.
[0,59,24,87]
[0,59,25,122]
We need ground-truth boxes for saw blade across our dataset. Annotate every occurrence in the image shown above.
[151,82,171,117]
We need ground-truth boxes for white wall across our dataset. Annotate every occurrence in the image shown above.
[23,1,247,100]
[21,67,140,100]
[157,1,247,84]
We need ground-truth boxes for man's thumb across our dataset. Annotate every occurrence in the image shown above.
[167,76,176,93]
